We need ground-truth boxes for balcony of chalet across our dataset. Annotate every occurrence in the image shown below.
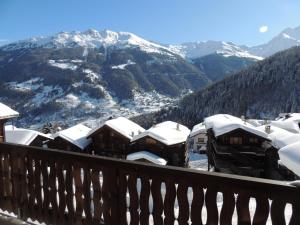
[0,142,299,225]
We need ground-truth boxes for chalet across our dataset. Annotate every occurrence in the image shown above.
[87,117,145,158]
[205,114,271,177]
[127,151,167,165]
[48,124,92,152]
[130,121,190,167]
[0,103,19,142]
[5,125,53,147]
[188,123,207,153]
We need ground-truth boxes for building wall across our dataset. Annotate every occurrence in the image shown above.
[48,137,83,153]
[130,136,187,167]
[189,133,207,152]
[90,125,130,158]
[0,120,7,143]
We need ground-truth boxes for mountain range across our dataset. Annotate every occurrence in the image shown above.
[1,26,300,128]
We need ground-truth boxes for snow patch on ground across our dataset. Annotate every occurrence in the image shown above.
[48,59,78,70]
[111,59,136,70]
[7,78,42,92]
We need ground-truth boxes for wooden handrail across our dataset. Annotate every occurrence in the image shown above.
[0,142,299,225]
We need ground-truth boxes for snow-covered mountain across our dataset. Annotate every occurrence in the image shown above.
[169,41,263,60]
[249,26,300,57]
[2,29,175,56]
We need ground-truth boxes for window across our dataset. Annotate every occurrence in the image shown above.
[146,138,157,145]
[198,138,205,143]
[249,137,258,144]
[229,137,242,145]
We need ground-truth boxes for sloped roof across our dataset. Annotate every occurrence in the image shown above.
[131,121,190,146]
[5,125,52,146]
[190,123,206,138]
[0,103,19,120]
[204,114,269,139]
[54,124,91,150]
[88,117,145,140]
[278,141,300,177]
[127,151,167,165]
[271,113,300,133]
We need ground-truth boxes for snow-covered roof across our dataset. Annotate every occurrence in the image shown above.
[55,124,92,150]
[5,125,52,146]
[278,141,300,177]
[247,119,266,127]
[271,113,300,133]
[88,117,145,140]
[127,151,167,165]
[256,125,297,149]
[0,103,19,120]
[190,123,206,137]
[204,114,269,139]
[131,121,190,146]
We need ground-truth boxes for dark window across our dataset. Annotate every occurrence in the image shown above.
[249,137,258,144]
[198,137,205,143]
[229,137,242,145]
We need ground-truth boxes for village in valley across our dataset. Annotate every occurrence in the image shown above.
[1,102,299,181]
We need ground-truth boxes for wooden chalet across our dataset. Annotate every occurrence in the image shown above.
[5,125,53,147]
[126,151,167,165]
[48,124,92,152]
[0,103,19,143]
[130,121,191,167]
[188,122,207,153]
[87,117,145,158]
[205,114,271,177]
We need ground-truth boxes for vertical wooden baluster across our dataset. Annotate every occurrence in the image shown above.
[57,161,66,224]
[205,188,219,225]
[252,195,269,225]
[19,154,28,220]
[289,201,300,225]
[151,178,163,225]
[65,164,75,224]
[177,182,189,225]
[118,171,128,225]
[140,174,150,225]
[34,158,43,219]
[271,199,286,225]
[102,168,111,225]
[73,165,84,225]
[83,167,92,225]
[220,190,235,225]
[27,155,35,219]
[0,152,4,209]
[128,172,139,225]
[164,178,176,225]
[41,160,50,223]
[91,169,102,225]
[49,160,58,224]
[9,152,18,214]
[191,186,204,225]
[236,192,251,225]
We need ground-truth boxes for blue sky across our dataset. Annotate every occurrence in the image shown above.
[1,0,300,46]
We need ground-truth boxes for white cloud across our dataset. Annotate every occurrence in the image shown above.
[259,26,268,33]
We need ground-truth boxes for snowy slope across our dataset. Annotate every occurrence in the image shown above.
[1,29,175,56]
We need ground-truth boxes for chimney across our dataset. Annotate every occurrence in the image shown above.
[131,131,134,137]
[265,125,271,134]
[176,123,180,131]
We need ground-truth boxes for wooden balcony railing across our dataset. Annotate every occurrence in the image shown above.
[0,142,299,225]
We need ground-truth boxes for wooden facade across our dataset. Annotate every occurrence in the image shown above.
[88,125,130,158]
[29,135,52,147]
[130,136,188,167]
[47,136,90,153]
[0,119,7,142]
[207,128,272,177]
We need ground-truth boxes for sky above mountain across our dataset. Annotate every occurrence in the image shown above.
[1,0,300,46]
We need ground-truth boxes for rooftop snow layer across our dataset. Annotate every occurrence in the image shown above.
[131,121,190,146]
[55,124,91,150]
[127,151,167,165]
[257,125,296,149]
[88,117,145,140]
[271,113,300,133]
[0,103,19,120]
[190,123,206,137]
[204,114,269,139]
[5,125,52,145]
[278,141,300,177]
